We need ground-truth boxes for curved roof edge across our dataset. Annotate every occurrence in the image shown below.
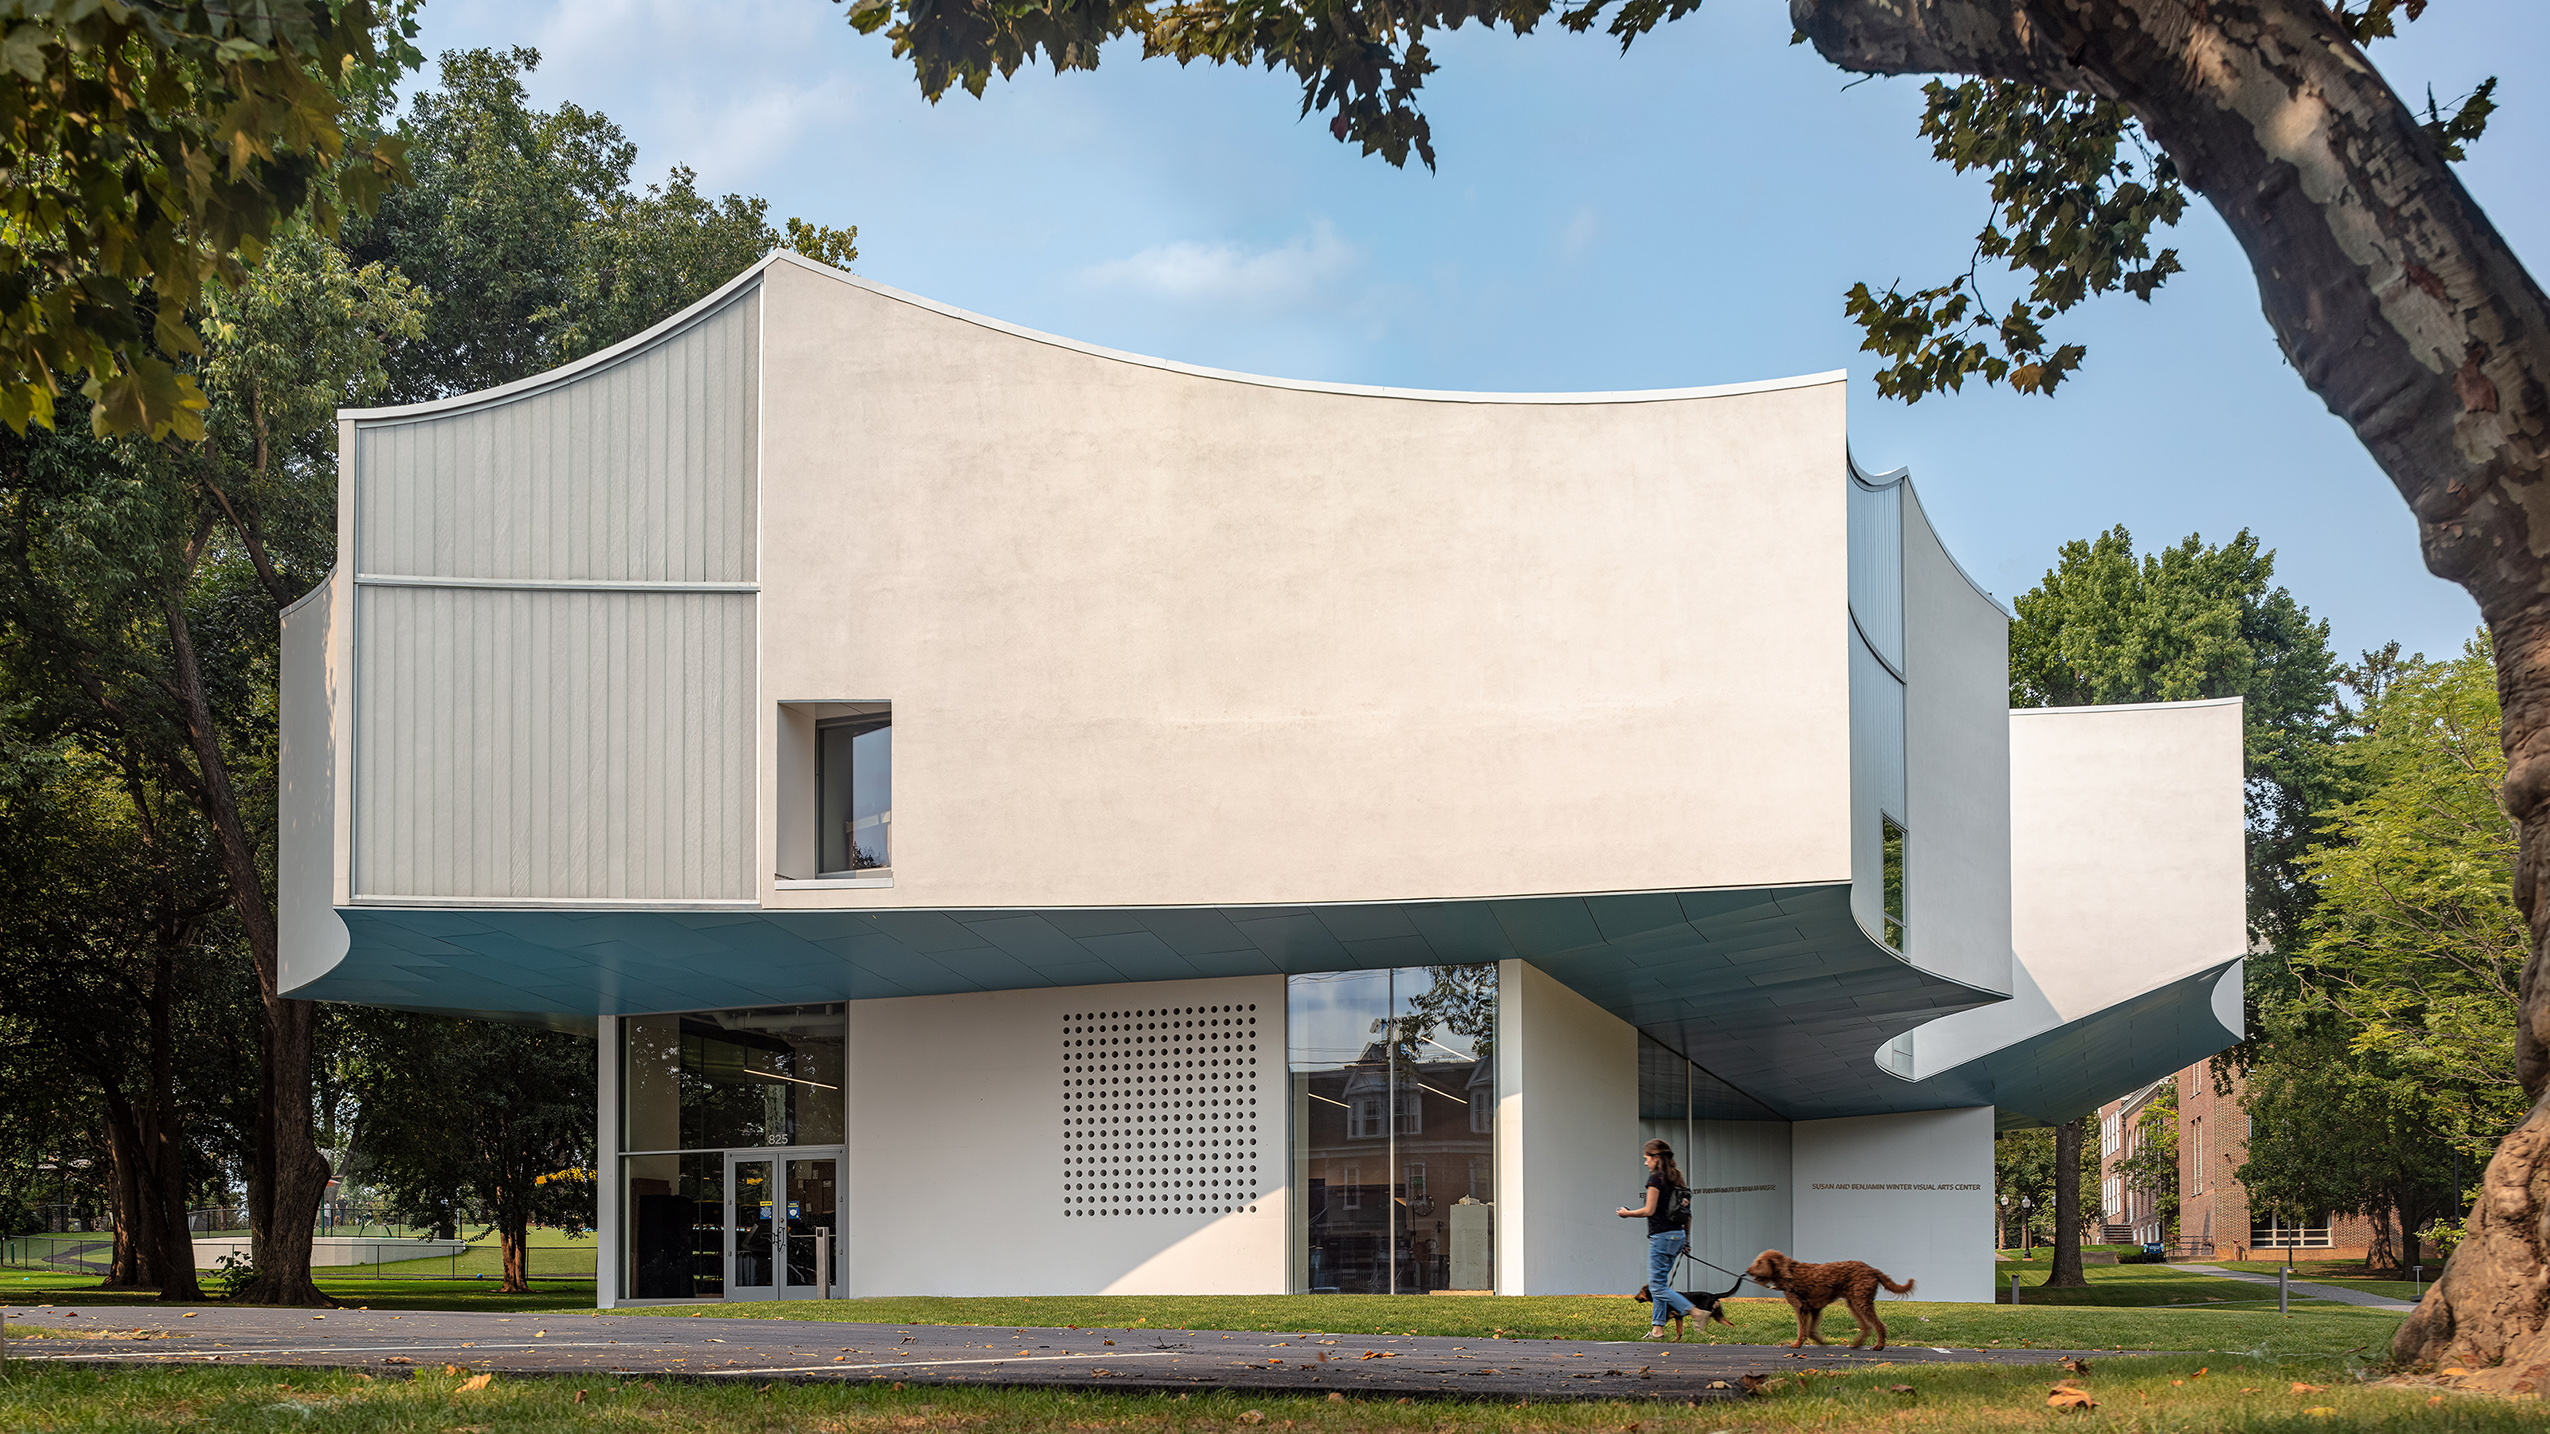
[2010,695,2247,717]
[344,248,1849,423]
[1850,452,2012,619]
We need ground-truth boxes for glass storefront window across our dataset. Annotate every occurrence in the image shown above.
[1290,964,1496,1293]
[624,1152,724,1299]
[625,1006,846,1151]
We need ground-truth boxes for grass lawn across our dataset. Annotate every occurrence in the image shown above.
[0,1271,598,1314]
[616,1283,2402,1357]
[2219,1261,2428,1303]
[0,1353,2511,1434]
[368,1226,597,1280]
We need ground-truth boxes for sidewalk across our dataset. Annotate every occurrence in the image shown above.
[2169,1264,2415,1310]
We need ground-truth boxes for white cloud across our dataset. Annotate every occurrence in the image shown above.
[1556,206,1600,261]
[1076,219,1365,314]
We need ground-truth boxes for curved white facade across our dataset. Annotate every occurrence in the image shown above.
[280,253,2246,1304]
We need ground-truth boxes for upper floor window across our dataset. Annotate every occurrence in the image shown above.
[1880,815,1907,949]
[818,712,891,874]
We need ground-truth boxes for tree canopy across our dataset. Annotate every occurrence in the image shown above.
[0,0,419,439]
[2007,526,2340,954]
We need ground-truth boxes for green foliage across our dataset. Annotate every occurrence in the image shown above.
[210,1250,260,1298]
[2237,1001,2458,1272]
[351,47,856,405]
[1994,1125,2100,1243]
[2108,1084,2178,1237]
[2007,526,2341,953]
[1843,81,2184,401]
[2228,634,2515,1272]
[338,1012,597,1289]
[0,0,419,440]
[2294,636,2523,1159]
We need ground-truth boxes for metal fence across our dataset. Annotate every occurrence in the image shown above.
[3,1230,598,1283]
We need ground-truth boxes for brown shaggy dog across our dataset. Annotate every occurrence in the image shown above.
[1742,1249,1916,1350]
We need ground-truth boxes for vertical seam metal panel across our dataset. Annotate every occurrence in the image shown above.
[348,285,760,902]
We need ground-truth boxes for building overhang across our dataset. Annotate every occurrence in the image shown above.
[295,882,2002,1121]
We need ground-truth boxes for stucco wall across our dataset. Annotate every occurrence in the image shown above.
[1499,960,1640,1294]
[753,258,1854,910]
[1791,1106,1994,1304]
[278,572,348,993]
[841,974,1285,1295]
[1895,484,2013,994]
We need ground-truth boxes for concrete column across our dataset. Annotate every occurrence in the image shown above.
[1495,960,1639,1295]
[1790,1105,1993,1302]
[595,1013,620,1309]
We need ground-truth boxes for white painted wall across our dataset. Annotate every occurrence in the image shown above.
[1910,698,2247,1079]
[278,572,347,994]
[753,256,1854,912]
[1791,1106,1994,1304]
[1897,484,2012,995]
[841,974,1285,1295]
[1498,960,1640,1294]
[1691,1121,1794,1285]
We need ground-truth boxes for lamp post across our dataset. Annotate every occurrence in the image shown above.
[2022,1196,2035,1256]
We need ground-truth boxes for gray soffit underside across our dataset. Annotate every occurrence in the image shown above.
[1903,959,2242,1130]
[310,884,2005,1120]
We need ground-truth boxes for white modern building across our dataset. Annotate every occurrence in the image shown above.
[277,252,2247,1307]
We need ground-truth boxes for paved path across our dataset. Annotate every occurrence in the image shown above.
[2170,1264,2416,1310]
[0,1306,2125,1403]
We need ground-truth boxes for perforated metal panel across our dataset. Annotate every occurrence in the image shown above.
[1060,1002,1268,1219]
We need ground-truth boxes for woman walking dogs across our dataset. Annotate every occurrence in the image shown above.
[1617,1138,1697,1340]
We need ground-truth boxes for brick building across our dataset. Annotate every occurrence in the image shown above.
[2096,1061,2378,1261]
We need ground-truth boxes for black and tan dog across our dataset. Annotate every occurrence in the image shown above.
[1741,1249,1916,1350]
[1631,1281,1737,1329]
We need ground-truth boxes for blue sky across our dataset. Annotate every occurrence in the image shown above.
[403,0,2544,667]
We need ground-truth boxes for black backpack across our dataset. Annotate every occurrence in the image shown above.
[1663,1180,1692,1225]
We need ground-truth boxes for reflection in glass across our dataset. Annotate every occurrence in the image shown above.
[733,1159,775,1291]
[1290,964,1496,1293]
[819,715,891,873]
[624,1006,846,1150]
[786,1158,838,1293]
[624,1152,724,1300]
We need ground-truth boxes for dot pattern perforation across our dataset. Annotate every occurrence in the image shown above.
[1061,1003,1265,1219]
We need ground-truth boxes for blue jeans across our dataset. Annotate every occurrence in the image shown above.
[1648,1230,1697,1324]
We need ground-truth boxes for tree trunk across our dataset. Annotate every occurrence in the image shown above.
[1793,0,2550,1380]
[500,1219,530,1295]
[146,941,204,1302]
[2048,1118,2088,1287]
[156,594,332,1307]
[102,1097,147,1289]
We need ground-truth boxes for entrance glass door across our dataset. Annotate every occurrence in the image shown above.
[728,1157,776,1298]
[725,1150,840,1301]
[782,1157,839,1299]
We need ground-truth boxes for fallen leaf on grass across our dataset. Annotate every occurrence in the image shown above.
[2059,1357,2090,1375]
[1326,1393,1346,1403]
[1889,1384,1916,1394]
[2047,1383,2096,1411]
[381,1357,412,1365]
[573,1391,586,1404]
[442,1364,464,1376]
[2443,1367,2470,1376]
[2291,1382,2326,1393]
[1237,1411,1266,1424]
[2304,1407,2336,1417]
[2431,1395,2446,1406]
[455,1373,493,1393]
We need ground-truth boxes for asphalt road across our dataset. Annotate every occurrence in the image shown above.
[2,1305,2124,1402]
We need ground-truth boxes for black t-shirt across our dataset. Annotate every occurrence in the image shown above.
[1647,1173,1688,1235]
